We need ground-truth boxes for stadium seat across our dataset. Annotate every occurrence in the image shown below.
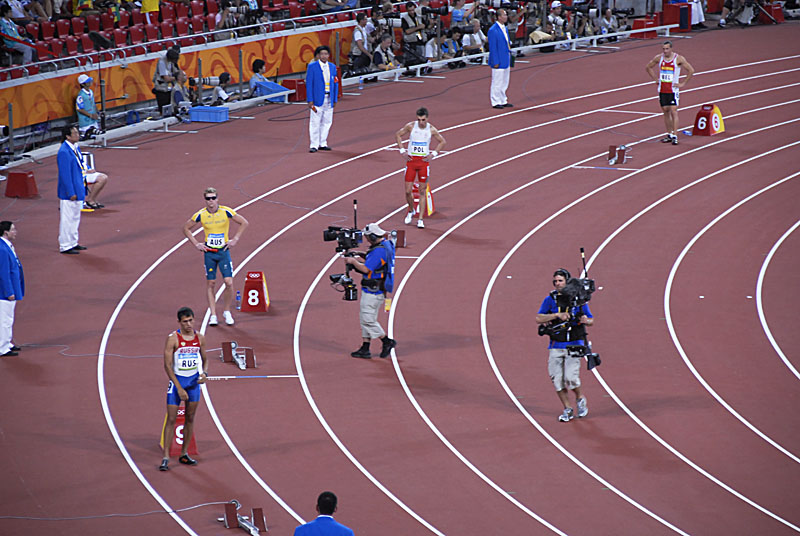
[265,0,286,15]
[302,0,316,16]
[45,38,64,57]
[336,12,349,22]
[113,28,128,46]
[118,9,130,27]
[161,2,176,22]
[64,35,79,55]
[71,17,86,36]
[40,20,55,40]
[160,20,176,38]
[80,33,93,52]
[101,12,115,30]
[86,15,101,32]
[25,22,40,40]
[175,3,190,18]
[129,25,146,54]
[131,8,144,26]
[56,18,71,37]
[191,14,205,33]
[288,1,301,18]
[144,23,163,51]
[206,14,216,30]
[175,17,193,46]
[271,21,285,30]
[207,0,219,14]
[190,0,205,16]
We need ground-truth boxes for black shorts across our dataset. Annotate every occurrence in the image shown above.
[659,92,679,107]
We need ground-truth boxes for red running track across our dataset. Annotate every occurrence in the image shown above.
[1,22,799,535]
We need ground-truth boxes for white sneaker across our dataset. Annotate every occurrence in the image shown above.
[223,311,234,325]
[209,315,218,326]
[404,211,413,225]
[558,407,574,422]
[417,219,425,228]
[577,397,588,418]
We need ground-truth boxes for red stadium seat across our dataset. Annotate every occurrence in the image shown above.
[56,18,71,37]
[86,14,101,32]
[265,0,286,15]
[324,13,335,23]
[302,0,316,16]
[71,17,86,36]
[80,33,93,51]
[175,2,190,18]
[46,38,64,56]
[206,13,216,30]
[113,28,128,47]
[336,12,349,21]
[131,8,144,25]
[288,1,301,18]
[175,17,193,45]
[160,20,175,38]
[161,2,176,22]
[190,0,205,16]
[40,20,55,40]
[206,0,219,14]
[100,11,115,30]
[271,21,285,30]
[25,22,40,40]
[64,35,79,55]
[118,9,130,27]
[144,23,163,51]
[190,14,205,33]
[129,25,146,54]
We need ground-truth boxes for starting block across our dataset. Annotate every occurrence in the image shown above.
[221,341,257,370]
[159,405,199,457]
[394,229,407,248]
[241,271,270,312]
[412,182,435,217]
[220,500,267,535]
[608,145,630,165]
[693,104,725,136]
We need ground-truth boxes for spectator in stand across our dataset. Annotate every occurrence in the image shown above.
[317,0,358,13]
[152,46,181,114]
[4,0,45,24]
[73,0,101,17]
[373,32,401,70]
[0,4,37,64]
[462,17,486,55]
[450,0,476,25]
[76,73,100,139]
[249,58,268,97]
[215,0,242,38]
[211,72,239,105]
[142,0,159,24]
[350,12,372,71]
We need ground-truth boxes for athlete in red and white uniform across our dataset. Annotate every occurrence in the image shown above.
[395,107,446,229]
[645,41,695,145]
[160,307,208,471]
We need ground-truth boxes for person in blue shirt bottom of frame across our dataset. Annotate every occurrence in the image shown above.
[345,222,397,360]
[536,268,594,422]
[294,491,354,536]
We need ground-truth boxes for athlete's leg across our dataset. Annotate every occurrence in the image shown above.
[182,401,200,456]
[418,180,428,221]
[206,279,217,316]
[669,106,680,136]
[404,180,415,213]
[163,402,179,459]
[222,276,234,312]
[661,105,673,135]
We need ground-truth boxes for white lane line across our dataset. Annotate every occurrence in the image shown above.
[95,57,800,532]
[664,170,800,464]
[599,109,660,115]
[473,118,800,531]
[756,218,800,382]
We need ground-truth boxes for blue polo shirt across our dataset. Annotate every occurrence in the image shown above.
[538,295,593,349]
[362,240,395,295]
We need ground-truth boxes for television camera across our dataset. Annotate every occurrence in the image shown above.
[537,248,601,369]
[324,200,364,301]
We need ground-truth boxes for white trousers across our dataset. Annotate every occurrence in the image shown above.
[0,300,16,354]
[490,67,510,106]
[689,0,705,24]
[309,96,334,149]
[59,199,82,252]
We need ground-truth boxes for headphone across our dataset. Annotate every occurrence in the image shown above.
[553,268,571,280]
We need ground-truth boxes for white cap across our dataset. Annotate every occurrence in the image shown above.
[551,1,561,8]
[363,223,387,237]
[77,73,93,85]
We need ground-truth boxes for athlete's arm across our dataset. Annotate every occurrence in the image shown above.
[183,217,208,252]
[677,55,695,88]
[164,333,188,400]
[197,333,208,384]
[431,126,446,153]
[227,213,249,248]
[645,55,660,82]
[395,123,413,160]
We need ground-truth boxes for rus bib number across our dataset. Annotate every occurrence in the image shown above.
[207,233,225,248]
[178,357,198,372]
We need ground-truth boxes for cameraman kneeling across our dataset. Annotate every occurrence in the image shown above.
[535,269,594,422]
[345,223,397,359]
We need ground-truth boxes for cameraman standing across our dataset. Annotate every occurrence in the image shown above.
[345,223,397,359]
[535,269,594,422]
[401,1,428,64]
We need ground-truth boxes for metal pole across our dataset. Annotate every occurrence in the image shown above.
[7,103,14,159]
[238,48,244,98]
[198,59,203,104]
[335,31,341,69]
[100,78,107,132]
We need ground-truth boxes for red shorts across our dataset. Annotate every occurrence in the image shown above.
[404,156,429,183]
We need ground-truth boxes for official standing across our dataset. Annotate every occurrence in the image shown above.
[0,221,23,357]
[488,8,513,109]
[57,125,87,255]
[306,45,339,153]
[293,492,354,536]
[345,223,396,359]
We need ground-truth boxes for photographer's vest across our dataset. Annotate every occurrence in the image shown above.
[361,241,395,294]
[352,25,368,56]
[402,12,424,43]
[659,53,680,94]
[547,290,587,343]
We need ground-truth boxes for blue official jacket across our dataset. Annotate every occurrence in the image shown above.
[56,141,85,201]
[294,515,354,536]
[306,60,339,107]
[488,21,512,69]
[0,239,24,301]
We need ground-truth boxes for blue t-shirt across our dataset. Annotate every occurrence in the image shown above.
[76,88,98,130]
[538,294,593,349]
[363,240,395,295]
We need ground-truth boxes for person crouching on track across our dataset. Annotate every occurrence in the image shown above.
[395,107,446,229]
[160,307,208,471]
[345,223,397,359]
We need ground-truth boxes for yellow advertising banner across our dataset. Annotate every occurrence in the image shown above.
[1,28,351,129]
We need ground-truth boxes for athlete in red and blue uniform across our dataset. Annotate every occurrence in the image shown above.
[645,41,695,146]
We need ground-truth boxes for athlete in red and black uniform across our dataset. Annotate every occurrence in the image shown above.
[646,41,695,145]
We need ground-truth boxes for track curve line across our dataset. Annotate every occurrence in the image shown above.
[756,218,800,382]
[664,169,800,463]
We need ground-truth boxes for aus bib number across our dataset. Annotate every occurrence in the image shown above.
[207,233,225,248]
